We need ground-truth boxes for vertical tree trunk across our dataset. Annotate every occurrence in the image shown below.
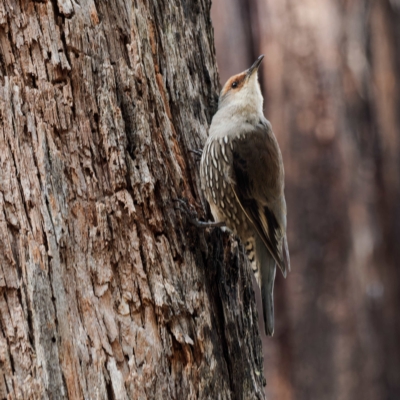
[0,1,265,398]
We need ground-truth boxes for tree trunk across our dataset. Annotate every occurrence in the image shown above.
[212,0,400,399]
[0,1,265,399]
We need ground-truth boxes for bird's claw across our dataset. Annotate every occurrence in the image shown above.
[173,198,225,229]
[189,148,203,158]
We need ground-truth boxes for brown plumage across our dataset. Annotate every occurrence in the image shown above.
[200,55,290,336]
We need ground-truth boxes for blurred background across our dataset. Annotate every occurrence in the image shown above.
[211,1,400,399]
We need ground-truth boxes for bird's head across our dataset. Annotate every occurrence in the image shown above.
[218,55,264,115]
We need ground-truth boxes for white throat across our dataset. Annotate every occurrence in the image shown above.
[219,74,263,120]
[210,74,264,135]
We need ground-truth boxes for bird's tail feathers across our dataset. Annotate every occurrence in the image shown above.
[255,234,276,336]
[283,235,290,274]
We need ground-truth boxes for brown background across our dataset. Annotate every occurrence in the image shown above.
[212,0,400,399]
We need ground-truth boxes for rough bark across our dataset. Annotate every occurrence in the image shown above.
[0,1,265,399]
[212,0,400,399]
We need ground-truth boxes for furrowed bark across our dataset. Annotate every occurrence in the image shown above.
[0,1,265,399]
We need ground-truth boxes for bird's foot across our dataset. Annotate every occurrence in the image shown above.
[174,198,225,229]
[189,148,203,158]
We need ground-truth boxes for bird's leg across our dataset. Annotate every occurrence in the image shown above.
[174,198,225,229]
[189,148,203,158]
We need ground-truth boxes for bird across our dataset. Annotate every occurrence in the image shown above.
[200,55,290,336]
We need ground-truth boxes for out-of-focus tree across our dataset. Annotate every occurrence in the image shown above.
[212,0,400,399]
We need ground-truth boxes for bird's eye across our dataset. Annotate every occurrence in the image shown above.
[231,81,238,89]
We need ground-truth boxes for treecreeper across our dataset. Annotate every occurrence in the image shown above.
[200,55,290,336]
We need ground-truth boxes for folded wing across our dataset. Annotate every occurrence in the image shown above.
[230,122,289,277]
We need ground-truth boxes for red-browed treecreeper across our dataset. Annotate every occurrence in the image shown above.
[200,55,290,336]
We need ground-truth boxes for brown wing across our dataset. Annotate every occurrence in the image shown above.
[230,121,289,277]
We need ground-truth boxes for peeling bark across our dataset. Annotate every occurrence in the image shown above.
[0,0,265,399]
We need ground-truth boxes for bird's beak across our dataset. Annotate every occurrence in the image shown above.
[246,55,264,78]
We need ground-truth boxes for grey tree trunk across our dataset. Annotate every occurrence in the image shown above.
[0,1,265,399]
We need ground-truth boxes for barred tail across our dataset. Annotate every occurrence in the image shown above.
[245,237,259,282]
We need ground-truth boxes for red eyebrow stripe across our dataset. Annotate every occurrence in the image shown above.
[222,72,247,95]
